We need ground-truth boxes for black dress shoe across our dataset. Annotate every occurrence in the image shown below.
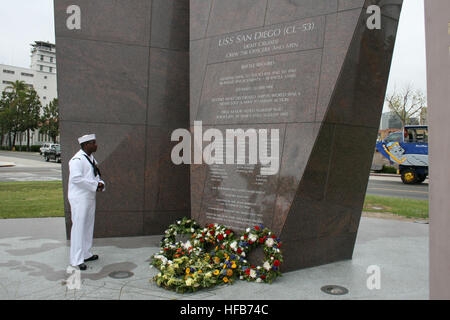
[78,263,87,270]
[84,255,99,262]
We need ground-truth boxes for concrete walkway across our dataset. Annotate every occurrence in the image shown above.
[0,216,428,300]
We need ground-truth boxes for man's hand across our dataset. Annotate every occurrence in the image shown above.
[97,182,105,192]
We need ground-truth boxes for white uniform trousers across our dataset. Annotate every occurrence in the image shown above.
[69,197,96,266]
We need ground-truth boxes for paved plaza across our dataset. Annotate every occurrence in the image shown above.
[0,216,428,300]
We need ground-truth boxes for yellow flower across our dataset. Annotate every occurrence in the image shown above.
[198,270,203,274]
[223,277,229,283]
[227,269,233,276]
[232,264,237,269]
[213,270,220,275]
[214,257,220,264]
[186,268,190,274]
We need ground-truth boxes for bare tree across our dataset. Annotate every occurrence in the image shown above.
[385,85,427,127]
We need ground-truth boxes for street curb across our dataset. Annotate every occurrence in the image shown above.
[0,162,16,167]
[370,172,399,178]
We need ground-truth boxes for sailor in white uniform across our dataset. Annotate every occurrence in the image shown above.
[68,134,105,270]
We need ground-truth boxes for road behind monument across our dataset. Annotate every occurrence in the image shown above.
[0,151,61,182]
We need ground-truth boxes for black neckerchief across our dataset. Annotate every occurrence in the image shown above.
[83,154,101,177]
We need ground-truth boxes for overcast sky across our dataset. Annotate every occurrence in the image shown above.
[0,0,427,110]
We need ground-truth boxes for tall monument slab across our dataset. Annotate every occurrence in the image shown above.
[425,0,450,300]
[191,0,403,271]
[54,0,190,238]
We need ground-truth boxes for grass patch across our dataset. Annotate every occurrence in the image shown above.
[363,195,428,219]
[0,181,65,219]
[0,181,429,221]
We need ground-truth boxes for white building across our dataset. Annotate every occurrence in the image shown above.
[0,41,58,147]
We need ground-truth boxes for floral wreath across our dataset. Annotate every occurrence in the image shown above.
[151,219,283,293]
[228,224,283,283]
[191,223,235,250]
[159,217,202,260]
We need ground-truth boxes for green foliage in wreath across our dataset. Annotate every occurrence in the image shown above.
[150,219,283,293]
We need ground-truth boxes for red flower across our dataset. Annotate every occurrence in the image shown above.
[261,275,266,280]
[254,226,260,231]
[208,224,214,228]
[237,248,242,254]
[245,269,250,275]
[225,230,231,235]
[209,230,215,235]
[217,234,224,241]
[243,235,248,239]
[251,265,256,269]
[271,235,276,239]
[273,260,280,267]
[277,243,282,248]
[248,241,253,245]
[259,238,264,244]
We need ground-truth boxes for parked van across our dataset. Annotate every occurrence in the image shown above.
[40,143,59,155]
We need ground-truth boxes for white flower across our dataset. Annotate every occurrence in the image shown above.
[265,238,274,248]
[183,240,192,250]
[191,228,195,233]
[154,255,168,265]
[250,270,256,278]
[186,278,194,286]
[256,278,262,283]
[241,252,246,257]
[249,233,258,242]
[246,228,251,232]
[240,236,244,240]
[263,261,271,271]
[177,221,181,225]
[230,241,238,250]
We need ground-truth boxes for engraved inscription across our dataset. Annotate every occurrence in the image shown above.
[208,16,325,64]
[198,50,322,125]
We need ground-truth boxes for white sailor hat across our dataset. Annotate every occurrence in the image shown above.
[78,134,96,144]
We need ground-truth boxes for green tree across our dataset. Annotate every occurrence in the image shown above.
[1,81,42,150]
[3,81,26,149]
[0,92,10,147]
[40,98,59,144]
[385,85,427,128]
[20,88,42,151]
